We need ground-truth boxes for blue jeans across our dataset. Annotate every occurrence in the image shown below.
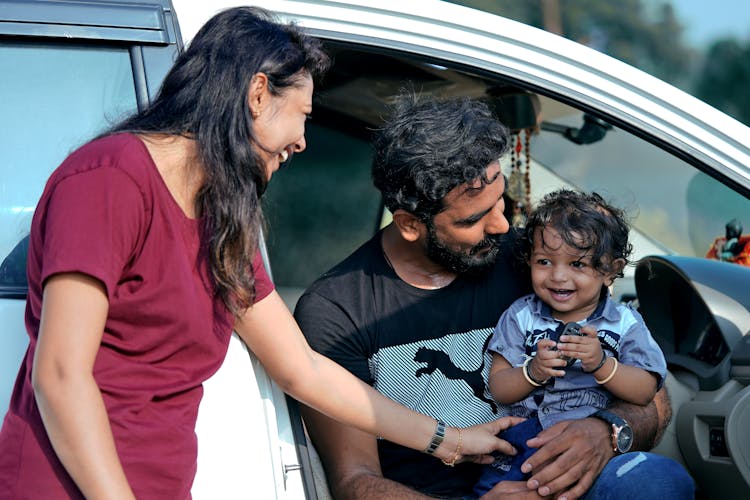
[581,452,695,499]
[474,416,543,496]
[473,416,694,499]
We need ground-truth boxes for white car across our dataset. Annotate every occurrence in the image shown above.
[1,1,748,498]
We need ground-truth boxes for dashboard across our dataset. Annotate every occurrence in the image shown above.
[635,255,750,497]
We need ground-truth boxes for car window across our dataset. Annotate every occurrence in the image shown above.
[529,109,750,258]
[262,123,382,307]
[259,43,750,311]
[0,41,137,295]
[0,40,138,419]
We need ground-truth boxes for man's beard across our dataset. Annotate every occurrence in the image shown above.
[424,222,504,276]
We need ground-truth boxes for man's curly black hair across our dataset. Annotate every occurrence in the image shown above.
[371,92,511,222]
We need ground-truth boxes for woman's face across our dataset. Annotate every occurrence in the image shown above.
[250,72,313,181]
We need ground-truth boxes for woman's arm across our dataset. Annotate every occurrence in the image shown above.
[234,290,522,464]
[33,273,135,500]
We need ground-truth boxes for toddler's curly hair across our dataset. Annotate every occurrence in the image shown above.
[523,189,633,278]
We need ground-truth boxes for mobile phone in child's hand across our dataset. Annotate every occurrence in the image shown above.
[562,322,583,337]
[558,322,583,367]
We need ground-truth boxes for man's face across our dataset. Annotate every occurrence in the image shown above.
[423,161,510,274]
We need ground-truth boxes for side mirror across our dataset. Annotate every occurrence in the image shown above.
[540,113,613,145]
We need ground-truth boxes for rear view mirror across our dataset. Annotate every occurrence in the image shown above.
[487,90,540,132]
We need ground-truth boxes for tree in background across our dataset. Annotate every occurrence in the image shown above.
[448,0,750,127]
[694,38,750,125]
[448,0,692,84]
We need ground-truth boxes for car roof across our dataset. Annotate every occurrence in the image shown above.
[173,0,750,196]
[1,0,180,44]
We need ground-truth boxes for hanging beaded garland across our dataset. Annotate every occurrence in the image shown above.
[507,133,525,201]
[523,127,532,213]
[506,128,532,214]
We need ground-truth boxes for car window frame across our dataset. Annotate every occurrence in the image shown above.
[0,0,182,300]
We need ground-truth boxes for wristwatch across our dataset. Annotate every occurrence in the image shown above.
[591,410,633,454]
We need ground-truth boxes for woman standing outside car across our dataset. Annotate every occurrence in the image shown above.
[0,7,521,499]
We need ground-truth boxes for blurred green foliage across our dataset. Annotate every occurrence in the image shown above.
[695,38,750,125]
[448,0,750,126]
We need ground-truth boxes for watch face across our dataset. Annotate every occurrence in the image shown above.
[593,410,633,454]
[616,424,634,453]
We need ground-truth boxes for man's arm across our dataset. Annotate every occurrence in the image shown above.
[610,384,671,451]
[300,404,432,500]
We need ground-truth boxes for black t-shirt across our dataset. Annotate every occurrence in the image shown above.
[295,229,530,497]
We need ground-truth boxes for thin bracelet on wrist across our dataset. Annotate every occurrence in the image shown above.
[523,357,550,386]
[595,357,619,384]
[423,418,446,454]
[583,352,608,374]
[441,428,462,467]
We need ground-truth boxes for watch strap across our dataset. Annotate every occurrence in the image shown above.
[592,409,628,428]
[424,418,446,454]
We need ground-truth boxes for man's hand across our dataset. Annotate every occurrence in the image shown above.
[514,388,668,499]
[521,418,613,499]
[482,480,551,499]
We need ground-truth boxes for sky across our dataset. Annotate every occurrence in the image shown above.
[668,0,750,47]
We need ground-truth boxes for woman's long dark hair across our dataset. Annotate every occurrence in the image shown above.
[110,7,329,315]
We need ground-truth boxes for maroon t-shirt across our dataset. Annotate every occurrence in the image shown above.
[0,134,274,498]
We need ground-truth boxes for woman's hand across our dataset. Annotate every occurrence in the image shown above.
[441,416,526,465]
